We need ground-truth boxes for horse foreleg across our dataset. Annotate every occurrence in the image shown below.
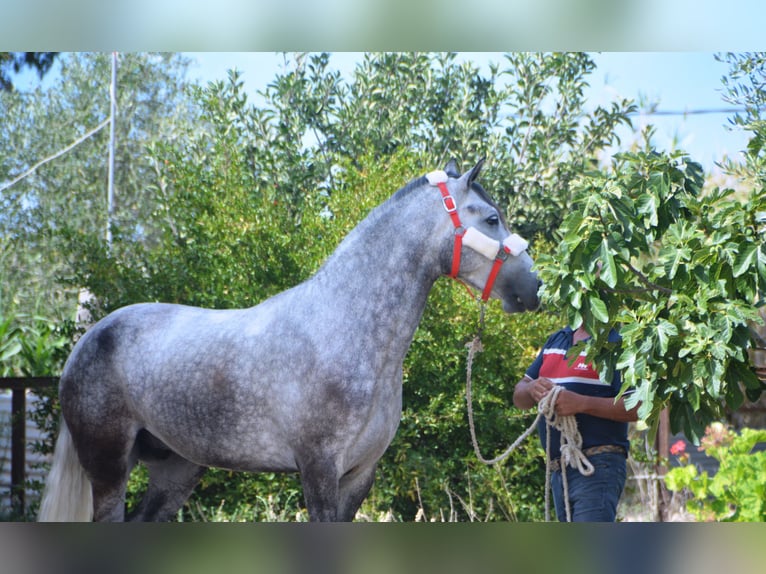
[337,463,378,522]
[299,457,341,522]
[300,459,378,522]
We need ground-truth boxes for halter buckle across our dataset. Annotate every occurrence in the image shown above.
[442,194,457,214]
[495,246,511,261]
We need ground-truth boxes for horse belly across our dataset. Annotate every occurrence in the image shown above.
[133,380,303,473]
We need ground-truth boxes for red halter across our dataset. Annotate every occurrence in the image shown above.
[436,181,511,302]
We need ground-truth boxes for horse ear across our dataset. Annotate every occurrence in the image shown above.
[465,158,485,186]
[443,158,461,178]
[444,158,485,191]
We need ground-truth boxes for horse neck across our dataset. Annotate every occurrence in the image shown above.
[311,191,445,347]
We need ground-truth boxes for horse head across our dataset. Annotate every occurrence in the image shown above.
[432,158,540,313]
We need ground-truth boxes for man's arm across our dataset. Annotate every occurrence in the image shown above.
[553,390,639,421]
[514,375,639,422]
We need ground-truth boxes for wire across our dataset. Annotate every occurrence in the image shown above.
[631,107,756,117]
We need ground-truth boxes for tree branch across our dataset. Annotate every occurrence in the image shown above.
[625,260,674,295]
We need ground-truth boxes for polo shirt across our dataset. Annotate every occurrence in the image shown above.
[524,326,630,459]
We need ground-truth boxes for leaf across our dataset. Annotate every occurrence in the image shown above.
[732,243,757,277]
[655,319,678,355]
[597,237,618,288]
[683,402,706,444]
[616,347,637,371]
[588,294,609,323]
[660,244,691,280]
[757,245,766,284]
[636,193,658,228]
[609,196,636,240]
[730,357,762,390]
[0,340,22,363]
[664,464,698,492]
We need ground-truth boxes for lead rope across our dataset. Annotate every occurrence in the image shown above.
[464,305,594,521]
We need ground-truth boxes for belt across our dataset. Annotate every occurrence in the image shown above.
[549,444,626,472]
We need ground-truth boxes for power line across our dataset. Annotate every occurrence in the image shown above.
[632,106,759,117]
[502,105,759,123]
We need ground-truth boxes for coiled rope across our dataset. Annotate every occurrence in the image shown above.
[464,312,594,522]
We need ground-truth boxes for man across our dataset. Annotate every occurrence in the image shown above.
[513,324,639,522]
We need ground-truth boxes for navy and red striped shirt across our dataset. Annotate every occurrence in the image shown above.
[525,326,630,460]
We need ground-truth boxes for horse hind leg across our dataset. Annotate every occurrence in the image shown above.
[298,455,342,522]
[127,430,206,522]
[69,422,138,522]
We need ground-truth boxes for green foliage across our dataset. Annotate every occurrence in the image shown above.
[536,144,766,443]
[717,52,766,181]
[665,424,766,521]
[0,304,72,519]
[0,314,21,371]
[258,52,635,242]
[0,307,70,378]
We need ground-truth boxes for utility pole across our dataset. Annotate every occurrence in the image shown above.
[654,408,670,521]
[106,52,117,247]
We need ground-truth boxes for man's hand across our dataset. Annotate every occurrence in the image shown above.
[528,377,553,403]
[549,388,584,417]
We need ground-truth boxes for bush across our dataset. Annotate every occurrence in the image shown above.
[665,423,766,521]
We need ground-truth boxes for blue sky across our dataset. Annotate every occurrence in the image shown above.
[185,52,750,175]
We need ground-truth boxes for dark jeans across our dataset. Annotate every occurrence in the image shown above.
[551,452,627,522]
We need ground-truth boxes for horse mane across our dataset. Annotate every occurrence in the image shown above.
[391,175,429,202]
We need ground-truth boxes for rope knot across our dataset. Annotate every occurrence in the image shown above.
[560,443,594,476]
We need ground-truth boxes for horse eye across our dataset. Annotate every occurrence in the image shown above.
[486,215,500,226]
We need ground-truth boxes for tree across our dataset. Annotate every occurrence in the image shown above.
[536,129,765,443]
[0,52,195,322]
[259,52,635,241]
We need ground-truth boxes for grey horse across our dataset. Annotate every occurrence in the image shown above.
[38,159,540,522]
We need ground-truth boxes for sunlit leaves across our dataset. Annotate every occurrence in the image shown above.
[536,147,766,442]
[257,52,636,244]
[588,294,609,323]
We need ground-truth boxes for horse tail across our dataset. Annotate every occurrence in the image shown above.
[38,420,93,522]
